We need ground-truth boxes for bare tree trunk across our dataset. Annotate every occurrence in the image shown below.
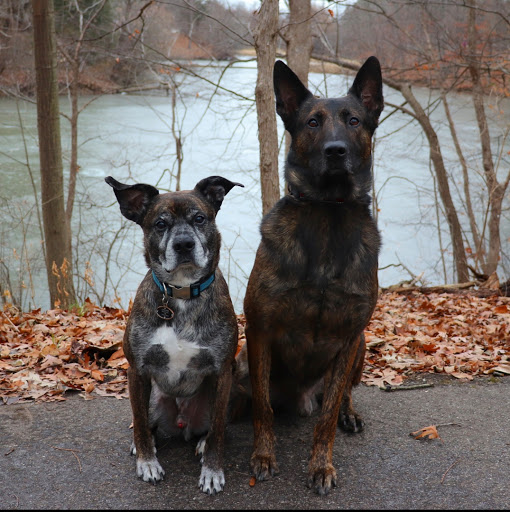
[282,0,312,154]
[442,92,485,270]
[466,0,503,276]
[253,0,280,215]
[32,0,76,308]
[398,84,470,283]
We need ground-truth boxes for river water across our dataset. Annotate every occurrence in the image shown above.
[1,58,509,312]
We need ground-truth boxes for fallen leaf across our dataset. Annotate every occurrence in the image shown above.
[410,425,441,440]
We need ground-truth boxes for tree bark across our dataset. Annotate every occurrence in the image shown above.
[32,0,76,308]
[282,0,312,154]
[397,84,470,283]
[466,0,503,276]
[253,0,280,215]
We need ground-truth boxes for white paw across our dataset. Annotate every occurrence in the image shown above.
[198,466,225,495]
[195,437,206,463]
[136,457,165,484]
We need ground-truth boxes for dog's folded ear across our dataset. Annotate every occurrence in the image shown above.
[105,176,159,225]
[348,56,384,122]
[273,60,313,133]
[194,176,244,214]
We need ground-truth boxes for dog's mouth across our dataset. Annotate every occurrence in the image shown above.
[162,260,196,274]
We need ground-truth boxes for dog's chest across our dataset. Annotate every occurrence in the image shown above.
[151,325,201,368]
[142,325,214,396]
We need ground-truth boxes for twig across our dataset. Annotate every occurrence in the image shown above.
[1,311,20,332]
[441,458,461,484]
[4,446,16,456]
[381,383,434,392]
[52,446,82,473]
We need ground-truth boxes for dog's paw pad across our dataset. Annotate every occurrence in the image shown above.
[136,457,165,484]
[198,466,225,495]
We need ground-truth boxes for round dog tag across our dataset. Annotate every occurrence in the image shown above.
[157,305,174,321]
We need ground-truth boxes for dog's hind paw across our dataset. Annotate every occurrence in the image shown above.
[307,463,337,496]
[195,437,206,463]
[251,453,279,481]
[136,457,165,484]
[338,411,364,433]
[198,466,225,495]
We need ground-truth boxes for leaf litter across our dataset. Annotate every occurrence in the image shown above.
[0,291,509,404]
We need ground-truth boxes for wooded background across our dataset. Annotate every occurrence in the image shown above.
[0,0,509,310]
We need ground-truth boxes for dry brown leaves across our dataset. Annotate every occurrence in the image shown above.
[363,292,510,387]
[0,298,129,404]
[1,292,509,404]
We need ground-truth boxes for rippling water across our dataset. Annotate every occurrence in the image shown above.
[0,59,508,311]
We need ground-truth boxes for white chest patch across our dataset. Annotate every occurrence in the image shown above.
[150,325,202,384]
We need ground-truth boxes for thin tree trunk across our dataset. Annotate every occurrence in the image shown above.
[441,91,485,270]
[399,83,469,283]
[283,0,312,155]
[466,0,502,275]
[253,0,280,215]
[32,0,76,308]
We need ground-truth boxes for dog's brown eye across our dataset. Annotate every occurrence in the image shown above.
[155,219,166,230]
[308,118,318,128]
[349,117,360,126]
[195,214,205,225]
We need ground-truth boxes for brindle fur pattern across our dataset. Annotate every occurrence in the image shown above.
[243,57,383,495]
[106,175,242,495]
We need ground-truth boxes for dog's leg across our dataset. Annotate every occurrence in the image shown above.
[198,364,232,495]
[247,327,279,480]
[338,333,366,432]
[128,368,165,484]
[307,341,359,495]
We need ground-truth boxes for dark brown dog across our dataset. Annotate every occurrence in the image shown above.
[243,57,383,495]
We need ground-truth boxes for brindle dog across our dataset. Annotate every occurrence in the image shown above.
[106,175,243,494]
[243,56,383,495]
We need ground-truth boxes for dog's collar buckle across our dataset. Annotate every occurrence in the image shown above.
[165,283,192,300]
[152,271,215,300]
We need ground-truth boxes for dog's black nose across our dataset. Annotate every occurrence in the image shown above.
[324,141,347,158]
[173,235,195,253]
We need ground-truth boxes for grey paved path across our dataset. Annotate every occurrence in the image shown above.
[1,375,509,510]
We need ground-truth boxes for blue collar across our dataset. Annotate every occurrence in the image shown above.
[152,270,215,300]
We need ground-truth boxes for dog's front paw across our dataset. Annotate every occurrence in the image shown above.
[307,462,337,496]
[251,453,279,481]
[198,466,225,495]
[136,457,165,484]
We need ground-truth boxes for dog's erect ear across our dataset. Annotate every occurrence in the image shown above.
[273,60,313,132]
[105,176,159,225]
[195,176,244,214]
[348,56,384,120]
